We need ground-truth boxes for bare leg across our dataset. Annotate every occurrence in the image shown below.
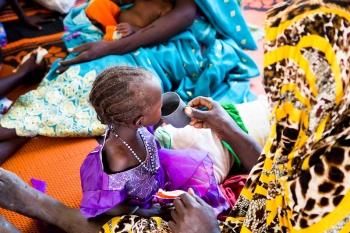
[0,126,30,164]
[0,126,17,141]
[0,136,31,164]
[0,215,22,233]
[0,52,46,162]
[0,168,110,233]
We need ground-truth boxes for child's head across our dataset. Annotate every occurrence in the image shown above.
[89,66,162,128]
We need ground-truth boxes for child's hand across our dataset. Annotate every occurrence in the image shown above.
[115,23,137,37]
[160,203,175,221]
[136,203,161,218]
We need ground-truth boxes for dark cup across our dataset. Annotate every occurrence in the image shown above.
[161,92,191,128]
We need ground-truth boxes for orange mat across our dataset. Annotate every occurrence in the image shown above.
[0,137,98,233]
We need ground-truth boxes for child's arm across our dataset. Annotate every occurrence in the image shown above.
[104,203,162,218]
[104,203,135,216]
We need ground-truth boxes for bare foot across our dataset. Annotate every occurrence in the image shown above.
[115,22,137,37]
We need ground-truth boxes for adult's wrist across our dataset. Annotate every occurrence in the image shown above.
[219,119,242,142]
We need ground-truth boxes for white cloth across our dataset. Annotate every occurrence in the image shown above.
[160,125,234,185]
[34,0,75,14]
[235,95,271,147]
[0,97,13,118]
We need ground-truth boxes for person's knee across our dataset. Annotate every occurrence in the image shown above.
[0,126,17,141]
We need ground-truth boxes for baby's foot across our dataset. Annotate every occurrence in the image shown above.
[115,23,137,38]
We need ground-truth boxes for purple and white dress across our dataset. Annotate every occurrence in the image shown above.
[80,127,229,218]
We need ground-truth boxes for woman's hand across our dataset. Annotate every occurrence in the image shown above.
[184,96,262,172]
[17,50,46,84]
[56,41,111,73]
[22,15,55,30]
[136,203,162,218]
[169,188,220,233]
[184,96,239,141]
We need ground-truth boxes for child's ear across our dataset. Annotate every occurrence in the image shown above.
[134,115,144,127]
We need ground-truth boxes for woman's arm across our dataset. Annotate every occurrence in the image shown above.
[184,97,262,172]
[104,203,134,216]
[57,0,197,72]
[6,0,55,30]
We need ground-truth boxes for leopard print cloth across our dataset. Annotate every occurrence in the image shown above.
[99,0,350,232]
[99,215,172,233]
[228,0,350,232]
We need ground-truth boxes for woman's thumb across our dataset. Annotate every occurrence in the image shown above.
[184,106,208,121]
[184,106,193,117]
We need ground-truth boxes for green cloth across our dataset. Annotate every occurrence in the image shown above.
[154,128,172,149]
[220,102,248,171]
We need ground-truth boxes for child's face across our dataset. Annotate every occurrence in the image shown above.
[140,77,163,127]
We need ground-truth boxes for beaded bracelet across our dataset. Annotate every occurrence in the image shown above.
[129,206,139,215]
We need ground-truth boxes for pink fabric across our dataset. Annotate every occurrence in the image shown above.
[220,174,247,207]
[217,174,247,220]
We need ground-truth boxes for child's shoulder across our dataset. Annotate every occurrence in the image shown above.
[103,140,133,174]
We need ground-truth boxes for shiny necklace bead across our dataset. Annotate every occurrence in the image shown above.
[110,126,156,174]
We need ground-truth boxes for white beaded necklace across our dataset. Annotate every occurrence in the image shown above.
[109,125,156,174]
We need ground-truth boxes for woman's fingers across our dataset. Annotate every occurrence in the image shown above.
[188,96,214,110]
[184,106,210,123]
[38,18,56,24]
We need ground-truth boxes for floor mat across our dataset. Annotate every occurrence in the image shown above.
[0,137,98,233]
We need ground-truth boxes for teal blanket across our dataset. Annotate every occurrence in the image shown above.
[0,0,262,137]
[58,0,260,103]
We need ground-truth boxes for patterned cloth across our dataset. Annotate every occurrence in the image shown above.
[99,0,350,232]
[227,0,350,232]
[0,0,260,137]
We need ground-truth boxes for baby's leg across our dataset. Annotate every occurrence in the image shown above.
[0,215,22,233]
[0,168,110,233]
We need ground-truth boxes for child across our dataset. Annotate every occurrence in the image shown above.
[85,0,173,41]
[80,66,229,218]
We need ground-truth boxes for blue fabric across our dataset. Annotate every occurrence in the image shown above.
[58,0,260,103]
